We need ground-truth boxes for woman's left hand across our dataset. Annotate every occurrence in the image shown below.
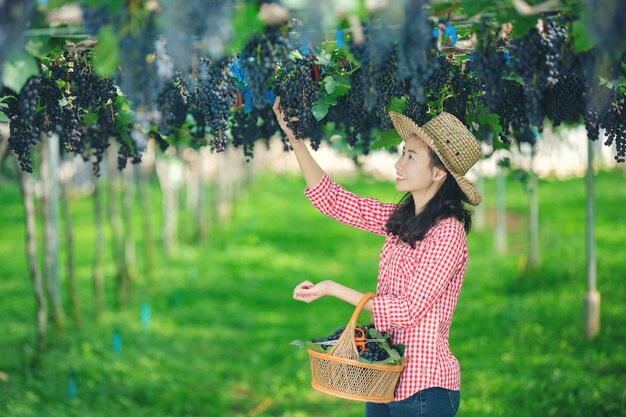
[293,280,334,303]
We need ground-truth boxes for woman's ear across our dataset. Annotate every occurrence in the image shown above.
[433,166,448,183]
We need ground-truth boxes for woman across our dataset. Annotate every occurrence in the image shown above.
[273,98,481,417]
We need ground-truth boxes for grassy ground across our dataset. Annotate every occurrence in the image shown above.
[0,167,624,417]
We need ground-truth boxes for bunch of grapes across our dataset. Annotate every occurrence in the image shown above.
[510,24,566,126]
[116,10,163,120]
[273,54,323,148]
[496,79,529,144]
[443,63,476,125]
[69,52,117,112]
[190,57,238,152]
[230,109,260,160]
[423,55,453,102]
[472,21,508,113]
[157,75,189,136]
[543,74,585,127]
[600,91,625,162]
[309,324,401,363]
[241,23,298,109]
[345,69,366,146]
[403,90,431,127]
[373,47,403,131]
[6,76,42,173]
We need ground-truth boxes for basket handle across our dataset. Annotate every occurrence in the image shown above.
[349,292,375,323]
[328,292,376,360]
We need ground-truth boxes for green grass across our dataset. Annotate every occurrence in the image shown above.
[0,168,625,417]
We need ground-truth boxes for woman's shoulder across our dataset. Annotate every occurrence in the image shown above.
[427,216,466,239]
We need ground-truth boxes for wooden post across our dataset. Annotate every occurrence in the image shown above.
[528,147,539,273]
[93,169,105,322]
[42,133,64,328]
[495,163,507,254]
[17,163,47,355]
[584,139,600,339]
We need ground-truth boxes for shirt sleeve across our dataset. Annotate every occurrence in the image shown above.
[372,219,467,331]
[304,172,396,237]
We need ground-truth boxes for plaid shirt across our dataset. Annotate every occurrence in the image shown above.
[304,173,468,401]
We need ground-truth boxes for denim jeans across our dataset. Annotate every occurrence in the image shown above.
[365,387,460,417]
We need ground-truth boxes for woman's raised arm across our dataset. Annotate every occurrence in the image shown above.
[273,97,324,188]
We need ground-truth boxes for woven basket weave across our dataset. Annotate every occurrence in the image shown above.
[307,292,404,403]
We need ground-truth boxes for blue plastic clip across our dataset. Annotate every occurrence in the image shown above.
[432,27,439,39]
[113,329,122,354]
[68,372,76,400]
[445,25,457,45]
[265,89,276,105]
[243,89,253,113]
[336,29,344,48]
[503,50,510,64]
[141,303,151,328]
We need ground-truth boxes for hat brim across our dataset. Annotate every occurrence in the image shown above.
[390,111,482,206]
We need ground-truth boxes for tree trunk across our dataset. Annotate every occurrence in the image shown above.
[215,147,234,224]
[60,175,83,328]
[527,149,540,274]
[138,159,154,285]
[106,146,128,308]
[17,163,47,355]
[121,165,136,303]
[155,155,179,254]
[474,161,486,232]
[41,133,64,328]
[584,139,600,339]
[93,171,105,323]
[495,164,507,254]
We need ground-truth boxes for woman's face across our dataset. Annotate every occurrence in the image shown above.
[394,136,445,195]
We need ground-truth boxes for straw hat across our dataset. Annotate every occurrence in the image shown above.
[389,111,482,206]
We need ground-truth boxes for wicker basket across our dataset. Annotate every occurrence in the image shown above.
[307,292,404,403]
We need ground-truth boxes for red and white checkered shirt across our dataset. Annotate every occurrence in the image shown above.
[304,172,468,402]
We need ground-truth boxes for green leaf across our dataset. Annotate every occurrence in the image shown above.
[323,75,350,98]
[83,111,99,125]
[460,0,495,18]
[510,15,537,38]
[312,95,337,121]
[227,2,263,52]
[2,51,40,93]
[25,37,52,59]
[388,96,406,113]
[93,25,120,77]
[572,20,595,52]
[370,129,402,150]
[323,76,337,94]
[316,52,332,67]
[289,340,327,353]
[476,112,503,137]
[0,112,9,123]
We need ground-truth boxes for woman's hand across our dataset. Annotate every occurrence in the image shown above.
[293,280,335,303]
[272,96,300,148]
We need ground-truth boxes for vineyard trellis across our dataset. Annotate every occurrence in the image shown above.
[0,0,624,354]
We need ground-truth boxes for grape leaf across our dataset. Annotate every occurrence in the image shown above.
[371,129,402,150]
[312,95,337,121]
[289,339,327,353]
[2,51,40,93]
[93,25,120,77]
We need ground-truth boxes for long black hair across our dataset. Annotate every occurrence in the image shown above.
[385,147,472,248]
